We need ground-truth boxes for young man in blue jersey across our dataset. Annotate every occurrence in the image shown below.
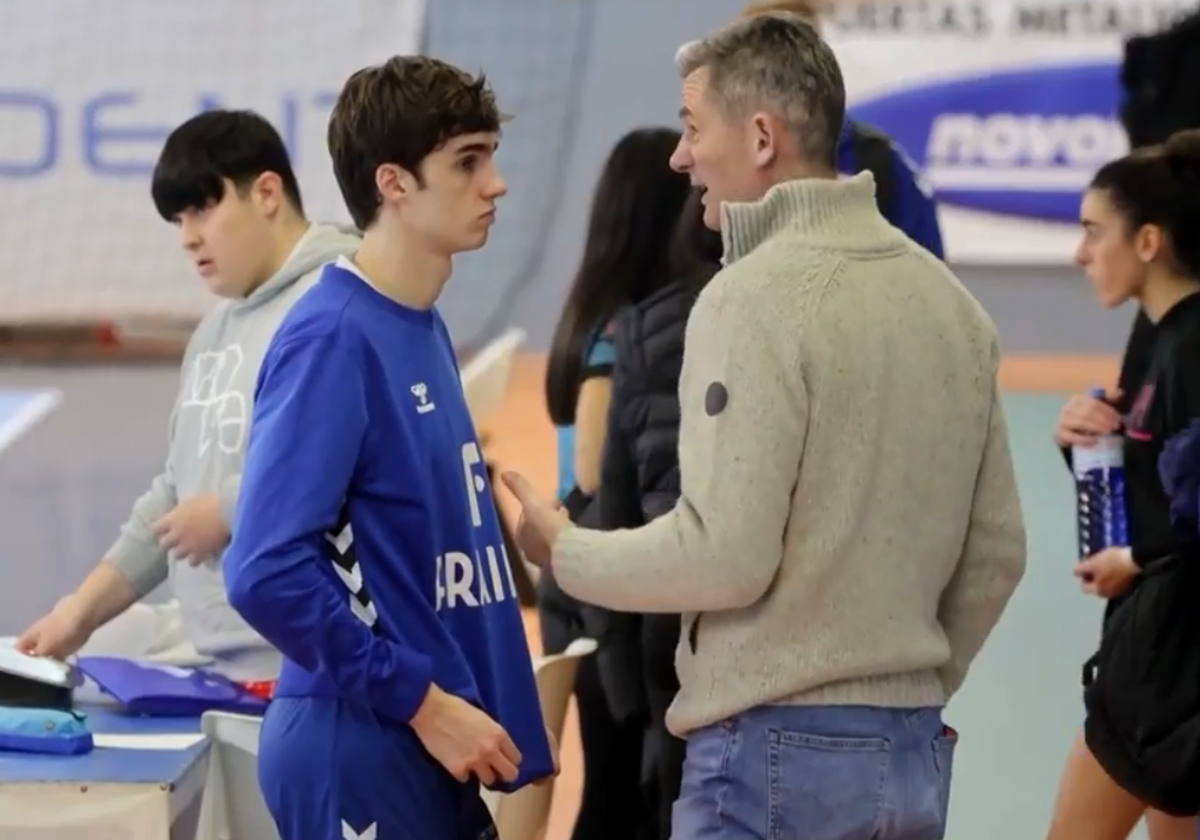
[222,56,555,840]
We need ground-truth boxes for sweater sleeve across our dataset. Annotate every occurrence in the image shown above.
[224,332,433,722]
[552,282,806,613]
[938,373,1027,698]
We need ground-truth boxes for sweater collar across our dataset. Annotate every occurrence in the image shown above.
[720,171,880,264]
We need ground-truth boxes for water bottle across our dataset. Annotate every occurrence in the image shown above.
[1073,387,1130,557]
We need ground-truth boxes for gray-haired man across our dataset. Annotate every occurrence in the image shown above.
[505,13,1026,839]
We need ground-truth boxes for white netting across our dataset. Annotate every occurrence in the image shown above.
[0,0,425,327]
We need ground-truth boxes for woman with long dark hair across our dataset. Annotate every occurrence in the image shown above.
[588,188,723,839]
[539,126,694,840]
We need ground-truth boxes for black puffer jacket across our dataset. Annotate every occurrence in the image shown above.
[586,269,714,720]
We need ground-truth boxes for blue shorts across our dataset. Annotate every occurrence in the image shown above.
[258,696,498,840]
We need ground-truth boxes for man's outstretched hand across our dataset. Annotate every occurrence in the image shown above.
[501,471,570,569]
[410,684,522,788]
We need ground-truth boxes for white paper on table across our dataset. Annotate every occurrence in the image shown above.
[92,732,206,750]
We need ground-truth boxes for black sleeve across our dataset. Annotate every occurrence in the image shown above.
[592,316,646,532]
[1129,331,1200,568]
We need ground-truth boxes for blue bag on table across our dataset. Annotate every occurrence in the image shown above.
[0,706,93,755]
[76,656,268,717]
[0,645,91,755]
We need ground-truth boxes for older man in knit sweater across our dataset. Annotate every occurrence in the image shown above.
[505,12,1027,840]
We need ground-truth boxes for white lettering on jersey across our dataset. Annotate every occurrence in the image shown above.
[435,441,517,611]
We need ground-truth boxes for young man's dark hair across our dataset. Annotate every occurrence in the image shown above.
[326,55,505,229]
[151,109,305,222]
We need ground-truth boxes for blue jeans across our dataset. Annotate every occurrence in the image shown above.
[671,705,956,840]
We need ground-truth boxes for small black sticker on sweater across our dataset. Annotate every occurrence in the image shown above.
[705,382,728,416]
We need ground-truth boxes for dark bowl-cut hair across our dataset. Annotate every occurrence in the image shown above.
[327,55,505,230]
[150,109,304,222]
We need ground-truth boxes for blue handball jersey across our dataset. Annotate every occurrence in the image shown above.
[223,259,554,793]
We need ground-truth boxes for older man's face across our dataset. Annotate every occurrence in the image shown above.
[669,67,762,231]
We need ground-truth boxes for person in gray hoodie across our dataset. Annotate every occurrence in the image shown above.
[17,109,360,681]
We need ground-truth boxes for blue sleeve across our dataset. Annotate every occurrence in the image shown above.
[582,326,616,376]
[224,331,434,721]
[888,147,945,261]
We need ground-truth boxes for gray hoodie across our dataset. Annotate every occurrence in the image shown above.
[106,223,360,680]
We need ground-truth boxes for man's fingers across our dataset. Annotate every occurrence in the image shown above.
[15,631,38,654]
[488,753,519,784]
[496,730,522,768]
[501,471,536,505]
[474,763,497,788]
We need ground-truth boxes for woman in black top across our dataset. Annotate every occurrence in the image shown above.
[539,127,697,840]
[1046,129,1200,840]
[587,190,722,840]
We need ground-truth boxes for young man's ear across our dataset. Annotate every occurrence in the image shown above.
[250,172,286,218]
[375,163,423,207]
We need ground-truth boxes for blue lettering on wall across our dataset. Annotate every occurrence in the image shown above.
[0,92,59,177]
[0,90,339,179]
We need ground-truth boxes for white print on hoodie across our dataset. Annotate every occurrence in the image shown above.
[106,222,361,680]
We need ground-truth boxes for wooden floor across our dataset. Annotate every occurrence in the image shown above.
[488,352,1120,840]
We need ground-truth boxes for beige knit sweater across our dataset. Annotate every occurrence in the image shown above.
[552,171,1027,736]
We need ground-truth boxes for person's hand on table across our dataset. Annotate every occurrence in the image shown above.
[17,595,93,659]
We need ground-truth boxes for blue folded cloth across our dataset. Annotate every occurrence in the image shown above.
[0,706,93,755]
[76,657,267,717]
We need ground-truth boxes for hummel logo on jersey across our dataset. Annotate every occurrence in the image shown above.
[410,382,435,414]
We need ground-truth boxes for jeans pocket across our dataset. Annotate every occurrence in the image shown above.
[767,730,890,840]
[931,726,959,824]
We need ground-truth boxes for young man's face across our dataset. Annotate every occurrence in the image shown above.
[175,177,277,298]
[402,132,507,255]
